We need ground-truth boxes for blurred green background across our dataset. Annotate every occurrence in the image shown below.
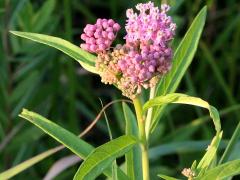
[0,0,240,179]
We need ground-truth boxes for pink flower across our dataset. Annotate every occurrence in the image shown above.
[80,2,176,98]
[80,19,121,53]
[116,2,176,96]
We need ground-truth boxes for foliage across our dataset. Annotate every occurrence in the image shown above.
[0,0,240,179]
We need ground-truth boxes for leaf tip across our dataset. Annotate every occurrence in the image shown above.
[9,30,14,34]
[201,6,208,17]
[9,30,18,35]
[19,108,29,118]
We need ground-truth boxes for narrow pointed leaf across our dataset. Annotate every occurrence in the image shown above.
[196,132,222,175]
[73,135,137,180]
[18,109,128,179]
[143,93,222,175]
[9,31,98,74]
[19,109,93,157]
[196,159,240,180]
[151,6,207,132]
[143,93,221,133]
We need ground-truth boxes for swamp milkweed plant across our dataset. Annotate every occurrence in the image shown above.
[1,1,240,180]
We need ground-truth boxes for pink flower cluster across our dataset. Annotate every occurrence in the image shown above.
[80,2,176,98]
[118,2,176,88]
[125,3,176,44]
[80,19,121,53]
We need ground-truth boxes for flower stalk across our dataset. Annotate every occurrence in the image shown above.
[145,85,156,139]
[133,97,150,180]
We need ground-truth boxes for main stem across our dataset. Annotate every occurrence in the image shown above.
[133,97,150,180]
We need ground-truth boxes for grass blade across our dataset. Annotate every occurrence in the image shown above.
[0,146,62,180]
[219,121,240,164]
[149,140,228,159]
[32,0,56,32]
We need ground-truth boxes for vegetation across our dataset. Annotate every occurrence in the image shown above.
[0,0,240,179]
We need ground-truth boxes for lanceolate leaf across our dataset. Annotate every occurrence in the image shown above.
[73,135,137,180]
[151,6,207,132]
[196,159,240,180]
[122,103,142,180]
[196,132,222,175]
[19,109,93,157]
[18,109,128,179]
[143,93,222,176]
[143,93,221,133]
[10,31,98,74]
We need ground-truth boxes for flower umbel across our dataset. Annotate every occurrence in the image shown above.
[80,18,120,53]
[80,2,176,99]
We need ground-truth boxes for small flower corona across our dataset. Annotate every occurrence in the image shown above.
[80,1,176,99]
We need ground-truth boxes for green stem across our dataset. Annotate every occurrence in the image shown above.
[133,97,149,180]
[219,120,240,164]
[145,86,156,139]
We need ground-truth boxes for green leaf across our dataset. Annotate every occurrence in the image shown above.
[143,93,221,133]
[196,132,222,176]
[151,6,207,132]
[0,146,62,179]
[11,74,41,118]
[196,159,240,180]
[143,93,222,175]
[32,0,56,32]
[19,109,93,159]
[18,109,128,179]
[200,42,240,164]
[158,174,182,180]
[10,72,38,104]
[73,135,137,180]
[122,103,142,180]
[212,14,240,52]
[9,31,98,74]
